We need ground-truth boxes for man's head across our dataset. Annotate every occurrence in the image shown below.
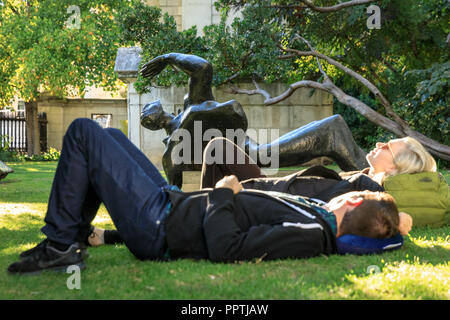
[327,191,399,239]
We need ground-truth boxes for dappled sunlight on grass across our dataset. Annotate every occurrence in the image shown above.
[0,202,114,231]
[5,162,57,172]
[0,203,47,216]
[409,234,450,249]
[21,168,41,172]
[92,207,115,227]
[343,258,450,299]
[0,240,45,256]
[0,211,45,230]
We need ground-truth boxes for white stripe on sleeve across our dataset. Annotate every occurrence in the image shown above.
[282,222,324,231]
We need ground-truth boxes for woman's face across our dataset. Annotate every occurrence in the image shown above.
[366,138,406,174]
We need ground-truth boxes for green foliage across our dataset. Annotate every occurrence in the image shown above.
[1,133,60,162]
[23,147,61,161]
[0,143,60,162]
[203,4,292,85]
[0,0,132,106]
[393,62,450,146]
[1,134,12,151]
[117,1,205,93]
[118,1,295,93]
[333,92,394,152]
[0,134,18,162]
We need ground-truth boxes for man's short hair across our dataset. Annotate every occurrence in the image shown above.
[339,192,399,238]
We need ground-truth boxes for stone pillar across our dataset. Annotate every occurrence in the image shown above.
[127,83,141,148]
[114,47,142,148]
[25,100,40,155]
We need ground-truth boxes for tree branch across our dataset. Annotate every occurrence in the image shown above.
[268,0,380,12]
[222,72,241,84]
[297,0,380,13]
[279,42,399,121]
[293,35,329,80]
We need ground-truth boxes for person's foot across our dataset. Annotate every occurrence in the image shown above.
[87,227,105,247]
[20,239,88,259]
[8,240,86,275]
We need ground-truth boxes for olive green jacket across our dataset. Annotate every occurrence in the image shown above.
[383,172,450,227]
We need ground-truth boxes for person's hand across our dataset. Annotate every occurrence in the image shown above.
[398,212,413,236]
[215,175,243,194]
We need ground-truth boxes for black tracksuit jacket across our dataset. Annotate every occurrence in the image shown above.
[164,187,337,262]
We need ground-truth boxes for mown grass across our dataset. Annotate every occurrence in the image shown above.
[0,162,449,300]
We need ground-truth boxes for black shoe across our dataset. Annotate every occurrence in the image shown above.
[8,241,86,275]
[20,239,89,259]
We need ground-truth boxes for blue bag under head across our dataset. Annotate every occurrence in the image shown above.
[336,233,404,255]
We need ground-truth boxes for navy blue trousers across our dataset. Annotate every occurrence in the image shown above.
[41,118,170,260]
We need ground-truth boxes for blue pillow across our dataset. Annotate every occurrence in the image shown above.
[336,234,404,255]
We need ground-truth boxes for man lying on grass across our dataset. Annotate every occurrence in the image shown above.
[7,119,412,275]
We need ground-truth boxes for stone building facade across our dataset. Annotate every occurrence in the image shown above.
[38,96,127,151]
[144,0,240,35]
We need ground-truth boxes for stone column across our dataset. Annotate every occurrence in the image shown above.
[25,100,40,155]
[127,83,141,148]
[114,47,142,147]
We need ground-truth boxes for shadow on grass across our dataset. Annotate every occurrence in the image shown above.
[0,179,21,184]
[0,214,45,253]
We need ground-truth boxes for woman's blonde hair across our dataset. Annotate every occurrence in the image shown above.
[389,137,437,176]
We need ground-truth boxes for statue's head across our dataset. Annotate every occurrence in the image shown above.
[141,100,168,130]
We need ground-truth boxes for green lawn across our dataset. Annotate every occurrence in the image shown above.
[0,162,449,300]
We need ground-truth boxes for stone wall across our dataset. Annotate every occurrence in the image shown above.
[38,96,127,150]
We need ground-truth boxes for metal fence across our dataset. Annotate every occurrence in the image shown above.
[0,111,48,153]
[0,111,27,153]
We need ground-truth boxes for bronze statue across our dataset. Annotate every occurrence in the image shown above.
[140,53,368,187]
[140,53,248,187]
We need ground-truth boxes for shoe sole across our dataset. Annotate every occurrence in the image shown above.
[20,250,89,260]
[8,261,86,276]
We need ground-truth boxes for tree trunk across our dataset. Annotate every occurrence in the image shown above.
[25,100,40,156]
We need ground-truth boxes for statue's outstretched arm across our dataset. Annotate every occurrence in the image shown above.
[140,53,214,105]
[140,53,210,78]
